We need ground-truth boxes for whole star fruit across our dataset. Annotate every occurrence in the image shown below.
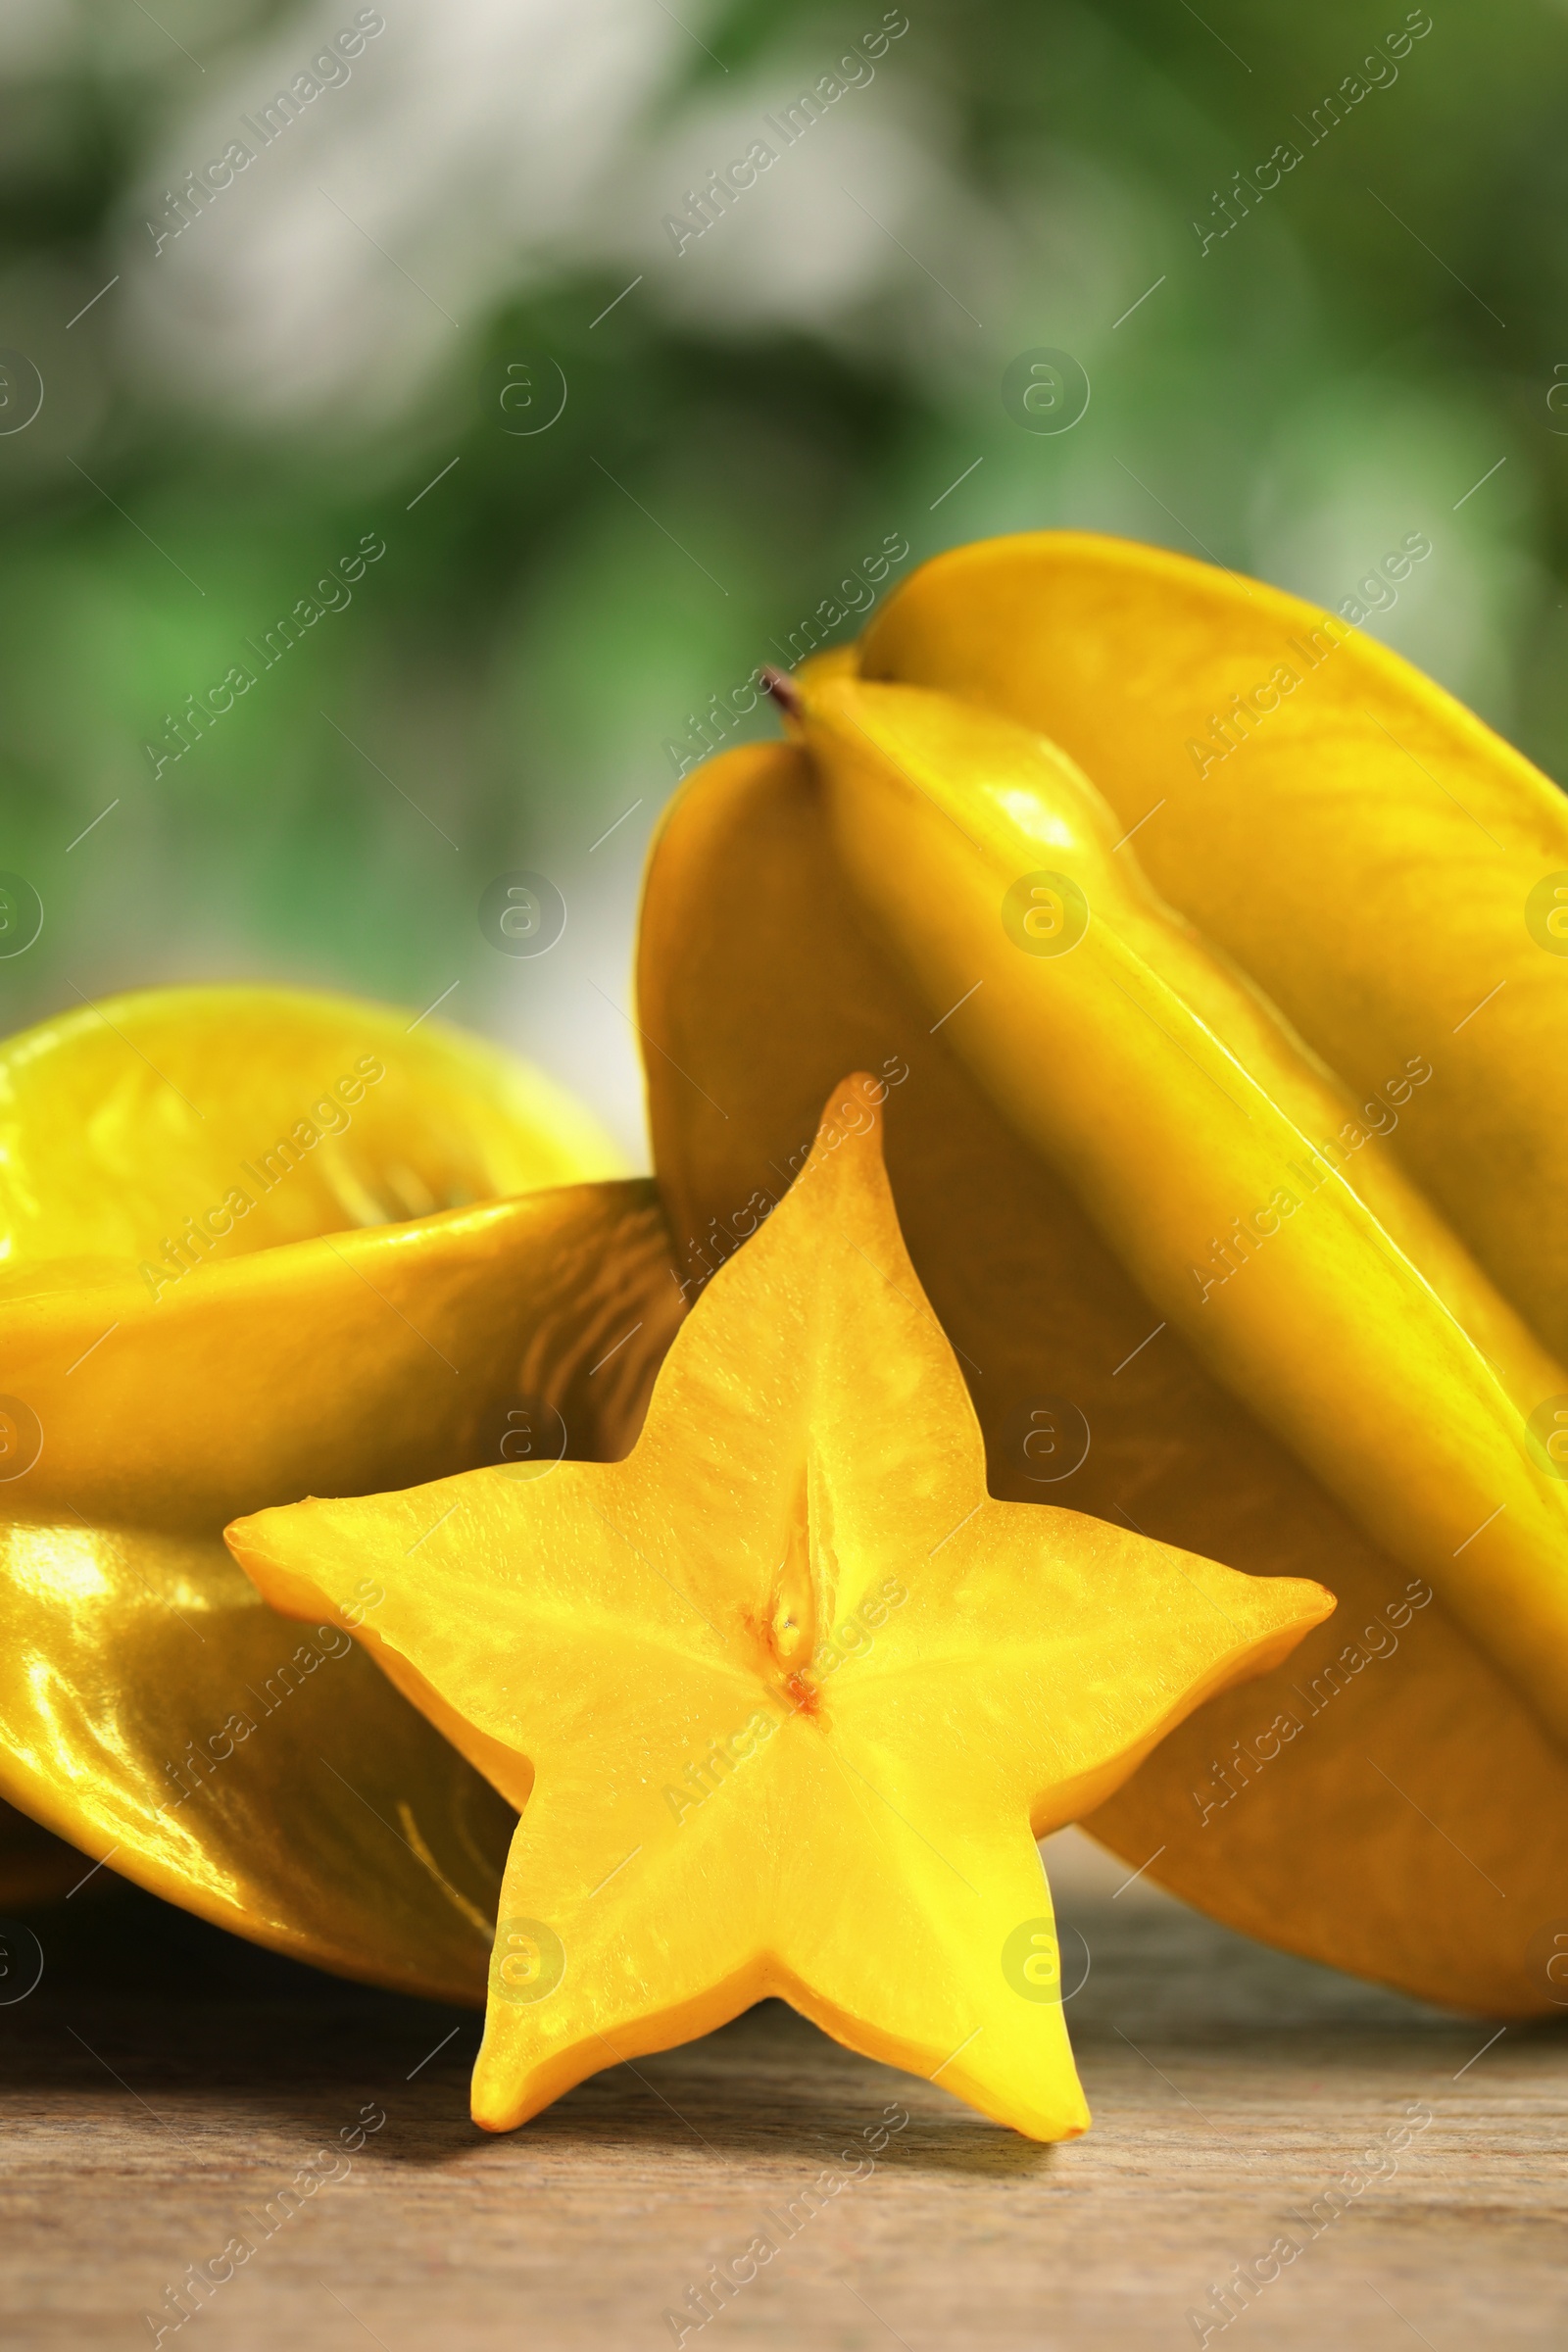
[226,1076,1332,2140]
[859,532,1568,2005]
[635,724,1568,2018]
[0,984,681,2001]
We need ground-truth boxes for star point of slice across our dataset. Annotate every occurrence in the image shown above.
[226,1074,1332,2140]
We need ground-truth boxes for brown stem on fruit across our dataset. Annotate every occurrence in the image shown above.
[760,665,802,719]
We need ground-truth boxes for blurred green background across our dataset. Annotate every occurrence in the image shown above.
[0,0,1560,1155]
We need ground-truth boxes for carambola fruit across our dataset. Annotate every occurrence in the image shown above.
[637,536,1568,2015]
[0,984,678,1998]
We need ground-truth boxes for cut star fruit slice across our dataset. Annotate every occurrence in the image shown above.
[0,984,680,2000]
[227,1077,1329,2139]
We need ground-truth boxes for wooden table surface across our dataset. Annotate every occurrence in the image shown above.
[2,1829,1564,2351]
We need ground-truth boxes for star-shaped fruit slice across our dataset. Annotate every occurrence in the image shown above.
[227,1075,1331,2139]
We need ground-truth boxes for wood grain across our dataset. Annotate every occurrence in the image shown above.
[2,1831,1565,2350]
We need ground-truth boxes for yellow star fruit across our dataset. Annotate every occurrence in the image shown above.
[227,1077,1329,2138]
[636,532,1568,2016]
[0,984,678,1997]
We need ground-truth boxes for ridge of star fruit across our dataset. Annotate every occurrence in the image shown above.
[226,1073,1332,2140]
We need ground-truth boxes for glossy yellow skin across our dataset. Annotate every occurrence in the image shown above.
[860,531,1568,1365]
[638,739,1568,2017]
[228,1083,1327,2139]
[0,984,619,1282]
[0,985,679,2001]
[796,673,1568,1749]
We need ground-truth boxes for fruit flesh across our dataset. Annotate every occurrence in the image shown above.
[636,740,1568,2017]
[228,1082,1328,2137]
